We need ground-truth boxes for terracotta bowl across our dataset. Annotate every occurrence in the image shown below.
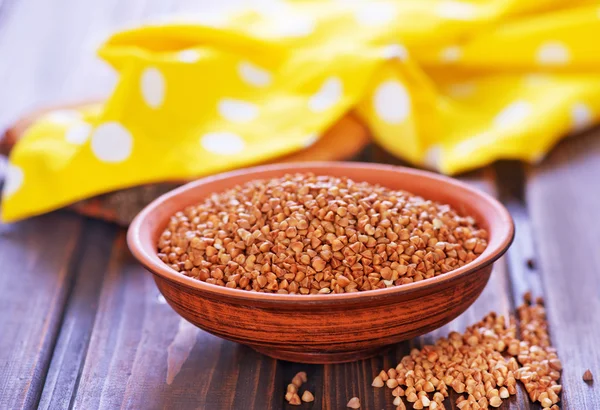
[127,162,514,364]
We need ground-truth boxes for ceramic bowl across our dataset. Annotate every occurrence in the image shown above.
[127,162,514,364]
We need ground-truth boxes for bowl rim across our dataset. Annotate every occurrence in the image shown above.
[127,162,514,304]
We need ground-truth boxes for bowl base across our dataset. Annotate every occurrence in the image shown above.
[250,345,391,364]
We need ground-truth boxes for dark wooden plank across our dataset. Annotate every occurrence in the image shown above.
[495,161,544,305]
[526,129,600,409]
[0,212,83,409]
[37,220,118,410]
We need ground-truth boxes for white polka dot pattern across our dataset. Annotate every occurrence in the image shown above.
[382,44,408,61]
[177,49,201,63]
[494,101,532,128]
[65,123,92,145]
[354,2,397,26]
[201,132,246,155]
[91,122,133,163]
[141,67,165,109]
[440,46,462,62]
[571,103,592,131]
[373,80,411,124]
[45,110,82,124]
[3,163,23,198]
[303,134,319,148]
[536,42,570,65]
[273,15,315,38]
[309,77,343,112]
[218,99,259,123]
[423,145,443,171]
[436,1,476,20]
[238,62,272,87]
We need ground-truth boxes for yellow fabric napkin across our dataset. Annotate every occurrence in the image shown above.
[3,0,600,222]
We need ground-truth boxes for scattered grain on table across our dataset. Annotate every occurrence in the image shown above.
[372,294,561,409]
[285,371,309,406]
[347,396,361,409]
[301,390,314,402]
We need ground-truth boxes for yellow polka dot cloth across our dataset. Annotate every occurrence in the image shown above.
[3,1,600,222]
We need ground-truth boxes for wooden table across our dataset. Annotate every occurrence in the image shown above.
[1,1,599,409]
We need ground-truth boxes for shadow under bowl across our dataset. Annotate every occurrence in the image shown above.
[127,162,514,364]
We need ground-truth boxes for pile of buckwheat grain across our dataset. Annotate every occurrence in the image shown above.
[157,174,488,294]
[371,294,562,410]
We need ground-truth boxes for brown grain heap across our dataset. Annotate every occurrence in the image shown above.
[158,174,488,294]
[513,294,562,407]
[372,295,562,410]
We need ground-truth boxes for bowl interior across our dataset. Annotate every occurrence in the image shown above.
[128,162,514,301]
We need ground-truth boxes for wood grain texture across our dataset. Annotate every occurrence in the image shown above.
[0,0,595,408]
[37,220,118,410]
[0,212,83,409]
[526,130,600,409]
[495,161,544,305]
